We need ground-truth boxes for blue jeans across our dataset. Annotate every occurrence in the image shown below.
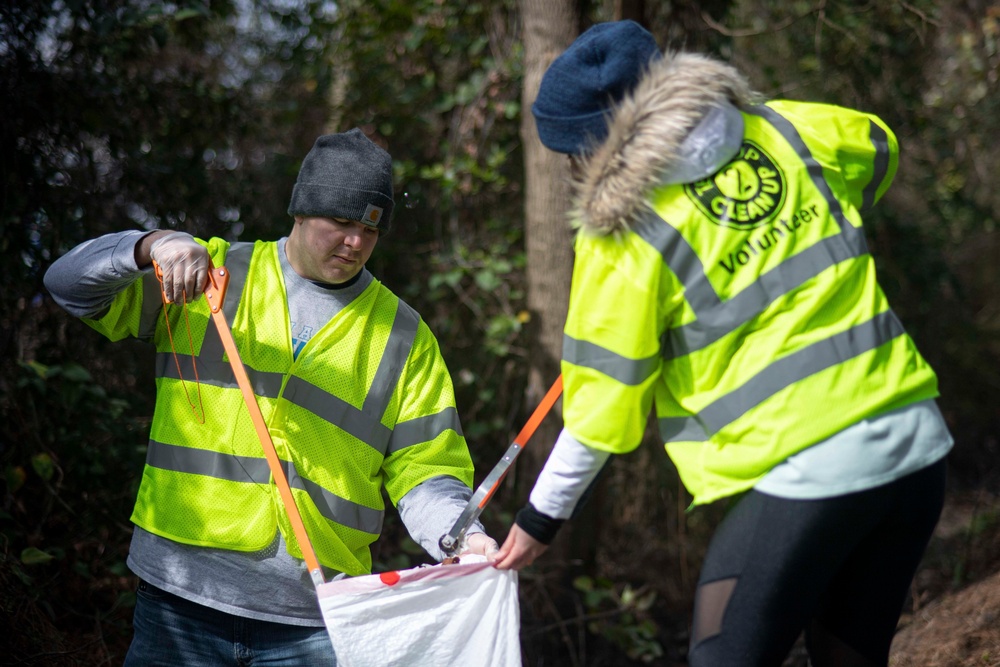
[124,580,337,666]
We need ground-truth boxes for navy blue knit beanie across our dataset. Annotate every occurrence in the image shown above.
[287,128,395,233]
[532,20,662,155]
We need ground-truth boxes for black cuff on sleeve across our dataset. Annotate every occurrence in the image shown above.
[514,503,565,545]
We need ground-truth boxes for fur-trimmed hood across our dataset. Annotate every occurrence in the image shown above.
[571,51,759,235]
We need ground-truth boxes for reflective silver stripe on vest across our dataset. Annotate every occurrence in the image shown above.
[658,310,905,443]
[147,439,272,483]
[282,375,393,449]
[746,105,867,244]
[363,300,419,424]
[651,210,873,360]
[195,241,253,364]
[635,105,872,361]
[283,460,384,535]
[862,120,890,212]
[145,440,383,534]
[562,334,660,386]
[387,407,463,456]
[153,242,278,390]
[156,354,286,398]
[221,241,254,316]
[281,299,419,456]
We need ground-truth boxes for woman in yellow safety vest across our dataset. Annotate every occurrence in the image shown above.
[494,21,952,667]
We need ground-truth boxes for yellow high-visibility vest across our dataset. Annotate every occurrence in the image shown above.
[561,101,939,505]
[87,238,473,574]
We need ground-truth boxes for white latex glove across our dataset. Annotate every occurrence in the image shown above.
[461,533,500,562]
[150,232,210,304]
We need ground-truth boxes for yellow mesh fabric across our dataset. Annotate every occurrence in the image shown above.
[85,278,146,341]
[382,428,474,505]
[134,466,276,550]
[382,326,473,503]
[130,239,282,548]
[285,487,374,576]
[100,238,471,571]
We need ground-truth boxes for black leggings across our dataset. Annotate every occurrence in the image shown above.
[687,458,946,667]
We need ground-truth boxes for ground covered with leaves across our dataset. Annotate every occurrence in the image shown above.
[888,490,1000,667]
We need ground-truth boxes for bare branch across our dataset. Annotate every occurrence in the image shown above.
[819,15,858,44]
[700,4,824,38]
[898,0,943,28]
[816,3,859,66]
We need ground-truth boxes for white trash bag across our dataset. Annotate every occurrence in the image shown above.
[317,555,521,667]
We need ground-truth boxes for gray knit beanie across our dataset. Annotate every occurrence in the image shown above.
[287,128,395,233]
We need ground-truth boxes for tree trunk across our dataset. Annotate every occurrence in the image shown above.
[517,0,581,564]
[614,0,645,23]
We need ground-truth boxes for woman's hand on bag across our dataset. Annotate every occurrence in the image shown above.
[492,524,548,570]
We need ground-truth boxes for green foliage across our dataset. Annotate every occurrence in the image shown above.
[21,547,56,565]
[324,0,527,451]
[572,575,664,663]
[424,239,527,357]
[3,360,148,548]
[1,360,148,661]
[1,0,348,335]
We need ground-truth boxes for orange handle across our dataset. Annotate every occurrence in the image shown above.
[478,374,563,510]
[203,265,325,586]
[513,375,563,447]
[439,374,564,555]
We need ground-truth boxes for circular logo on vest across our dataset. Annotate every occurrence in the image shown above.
[684,141,786,230]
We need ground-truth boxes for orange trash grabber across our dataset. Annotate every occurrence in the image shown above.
[154,260,326,588]
[439,375,563,557]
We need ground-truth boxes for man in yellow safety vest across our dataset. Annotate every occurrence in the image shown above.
[493,20,952,667]
[45,128,498,665]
